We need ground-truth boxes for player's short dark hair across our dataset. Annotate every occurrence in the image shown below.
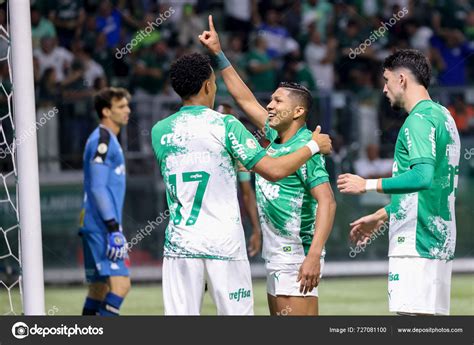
[94,87,131,119]
[278,82,313,115]
[170,53,213,100]
[383,49,431,89]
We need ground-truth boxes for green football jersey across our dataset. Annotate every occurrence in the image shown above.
[151,105,266,260]
[388,100,460,260]
[257,123,329,263]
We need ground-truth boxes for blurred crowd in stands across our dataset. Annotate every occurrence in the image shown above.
[0,0,473,173]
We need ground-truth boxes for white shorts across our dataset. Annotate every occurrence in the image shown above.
[162,257,254,315]
[388,257,452,315]
[265,259,324,297]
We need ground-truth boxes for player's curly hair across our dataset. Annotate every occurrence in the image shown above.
[279,81,313,115]
[170,53,213,100]
[383,49,431,89]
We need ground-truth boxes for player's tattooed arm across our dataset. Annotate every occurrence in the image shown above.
[199,15,267,129]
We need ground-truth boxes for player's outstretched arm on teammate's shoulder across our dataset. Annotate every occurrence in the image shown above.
[253,126,332,182]
[199,15,267,129]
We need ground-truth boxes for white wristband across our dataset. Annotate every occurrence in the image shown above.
[365,179,378,192]
[305,140,320,155]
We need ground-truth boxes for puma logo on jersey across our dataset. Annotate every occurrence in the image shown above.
[228,132,248,160]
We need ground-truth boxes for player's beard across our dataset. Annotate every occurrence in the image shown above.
[391,102,402,112]
[387,94,403,112]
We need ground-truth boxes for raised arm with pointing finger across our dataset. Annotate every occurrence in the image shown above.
[199,15,268,129]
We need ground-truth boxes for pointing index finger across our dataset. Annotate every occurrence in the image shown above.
[208,14,216,32]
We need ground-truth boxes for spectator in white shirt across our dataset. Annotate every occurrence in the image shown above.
[354,144,393,179]
[304,29,336,91]
[34,36,74,82]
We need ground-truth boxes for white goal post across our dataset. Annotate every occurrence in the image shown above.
[9,0,45,315]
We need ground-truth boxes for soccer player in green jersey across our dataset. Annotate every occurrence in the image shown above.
[200,16,337,315]
[337,49,460,315]
[151,52,332,315]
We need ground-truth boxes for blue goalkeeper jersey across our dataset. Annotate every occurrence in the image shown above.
[79,125,126,233]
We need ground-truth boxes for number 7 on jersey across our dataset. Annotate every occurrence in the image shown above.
[169,171,210,226]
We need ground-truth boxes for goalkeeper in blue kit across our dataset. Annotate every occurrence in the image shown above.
[79,87,132,316]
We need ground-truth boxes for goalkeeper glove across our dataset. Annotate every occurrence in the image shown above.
[105,219,127,261]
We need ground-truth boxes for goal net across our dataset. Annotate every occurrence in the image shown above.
[0,17,22,314]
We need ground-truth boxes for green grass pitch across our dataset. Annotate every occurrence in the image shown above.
[34,275,473,315]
